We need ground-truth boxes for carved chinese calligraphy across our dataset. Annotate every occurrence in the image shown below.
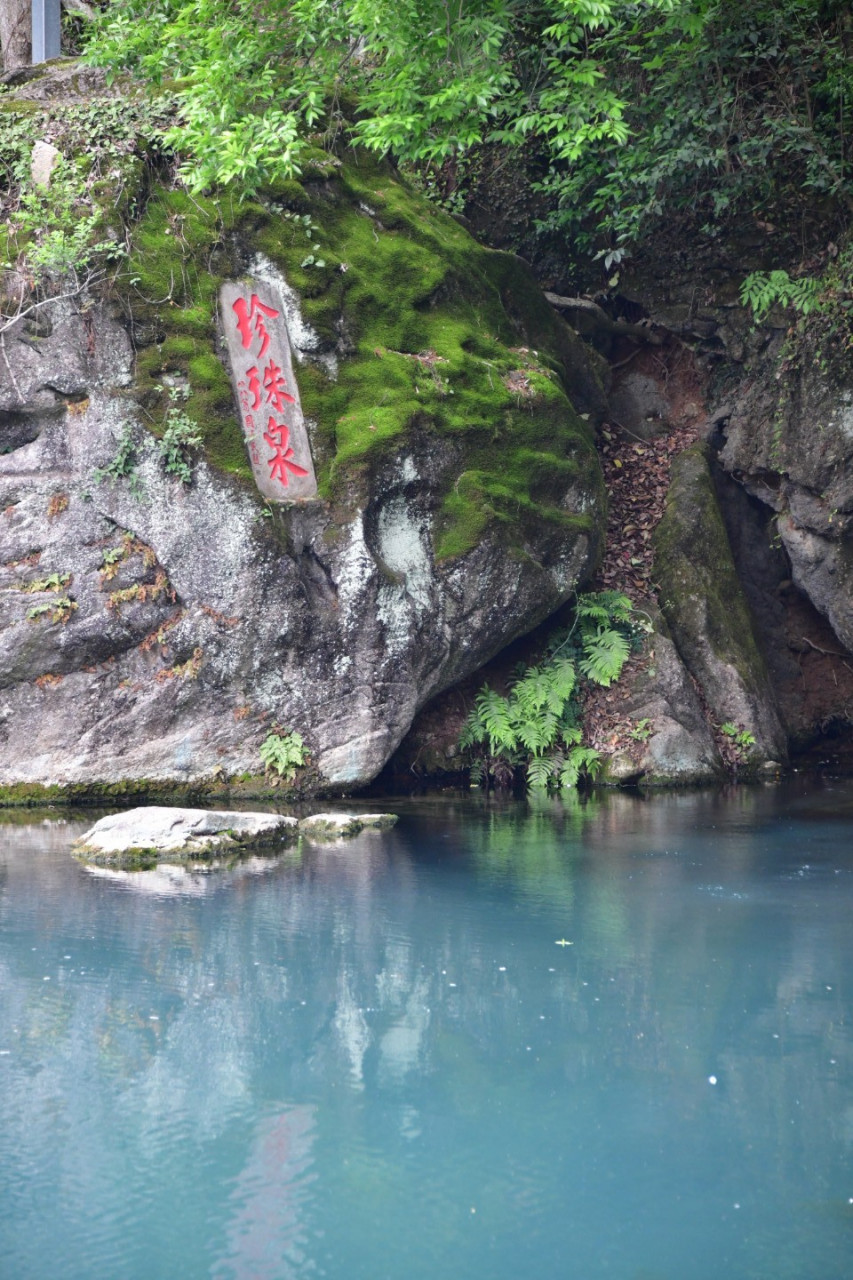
[220,281,317,502]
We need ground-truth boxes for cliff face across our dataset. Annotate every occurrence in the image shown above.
[0,70,609,796]
[720,328,853,654]
[6,66,853,800]
[599,235,853,770]
[388,221,853,787]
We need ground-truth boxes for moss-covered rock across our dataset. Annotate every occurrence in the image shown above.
[653,443,787,766]
[0,66,607,795]
[123,151,606,562]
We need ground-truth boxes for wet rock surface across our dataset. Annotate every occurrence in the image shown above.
[72,804,398,865]
[299,812,397,841]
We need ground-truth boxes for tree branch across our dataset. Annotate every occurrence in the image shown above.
[544,291,665,345]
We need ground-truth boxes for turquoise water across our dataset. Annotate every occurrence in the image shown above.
[1,782,853,1279]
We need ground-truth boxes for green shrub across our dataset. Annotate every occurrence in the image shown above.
[93,423,143,498]
[158,398,204,484]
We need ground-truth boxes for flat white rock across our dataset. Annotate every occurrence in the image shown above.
[299,812,398,840]
[74,805,298,862]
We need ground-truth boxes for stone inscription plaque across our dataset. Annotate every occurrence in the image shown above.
[220,280,317,502]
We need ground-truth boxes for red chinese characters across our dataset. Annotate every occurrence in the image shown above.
[232,294,278,361]
[262,361,295,413]
[232,294,305,488]
[263,418,309,486]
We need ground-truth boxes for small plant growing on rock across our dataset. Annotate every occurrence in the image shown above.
[108,570,174,613]
[159,391,203,484]
[260,730,308,781]
[47,494,69,520]
[155,647,203,682]
[94,424,143,498]
[99,546,126,581]
[26,596,78,624]
[21,572,71,593]
[720,722,756,754]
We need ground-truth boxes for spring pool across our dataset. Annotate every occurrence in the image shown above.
[1,782,852,1279]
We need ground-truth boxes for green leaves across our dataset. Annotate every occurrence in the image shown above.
[537,0,853,255]
[80,0,679,194]
[578,628,630,687]
[93,423,143,499]
[260,730,308,781]
[80,0,853,259]
[158,403,203,484]
[740,270,821,323]
[459,591,639,793]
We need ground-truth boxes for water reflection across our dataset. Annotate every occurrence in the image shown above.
[0,787,852,1279]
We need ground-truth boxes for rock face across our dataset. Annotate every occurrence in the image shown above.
[653,443,787,765]
[609,234,853,755]
[600,613,723,785]
[0,74,607,794]
[73,806,298,865]
[719,329,853,657]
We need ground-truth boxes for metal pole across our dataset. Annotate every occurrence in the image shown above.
[32,0,61,63]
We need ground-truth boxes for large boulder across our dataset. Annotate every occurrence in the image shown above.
[597,611,723,786]
[0,75,607,795]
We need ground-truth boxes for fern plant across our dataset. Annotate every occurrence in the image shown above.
[740,270,821,324]
[572,591,634,686]
[259,730,307,782]
[460,592,645,793]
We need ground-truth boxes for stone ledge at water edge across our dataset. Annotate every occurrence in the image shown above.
[72,805,399,866]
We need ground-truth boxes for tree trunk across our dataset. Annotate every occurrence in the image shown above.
[0,0,31,71]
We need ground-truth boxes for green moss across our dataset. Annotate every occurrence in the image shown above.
[0,100,42,117]
[121,152,602,540]
[127,187,257,480]
[253,162,601,545]
[0,771,346,807]
[0,778,213,807]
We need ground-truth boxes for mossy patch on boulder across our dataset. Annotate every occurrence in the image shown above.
[123,150,604,558]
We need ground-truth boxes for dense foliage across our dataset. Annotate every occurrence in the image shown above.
[460,592,650,791]
[80,0,853,260]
